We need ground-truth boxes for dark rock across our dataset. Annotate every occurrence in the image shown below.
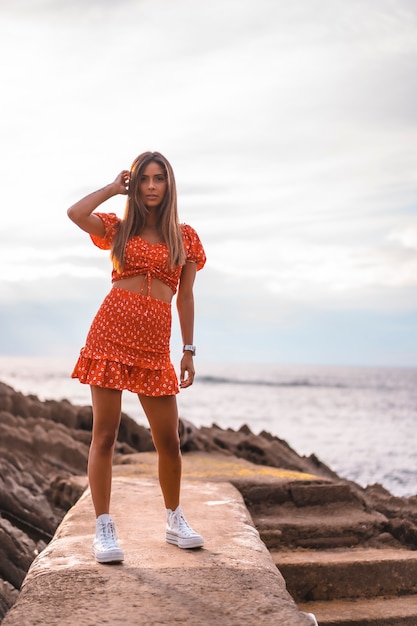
[75,405,93,430]
[118,412,155,452]
[44,398,78,429]
[0,580,19,621]
[10,393,31,419]
[181,422,336,479]
[0,383,14,413]
[46,475,89,511]
[0,517,44,589]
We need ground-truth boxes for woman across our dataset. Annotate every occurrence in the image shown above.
[67,151,206,564]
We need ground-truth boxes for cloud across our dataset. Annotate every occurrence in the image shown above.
[0,0,416,364]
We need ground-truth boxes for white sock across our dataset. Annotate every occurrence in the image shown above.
[96,513,111,524]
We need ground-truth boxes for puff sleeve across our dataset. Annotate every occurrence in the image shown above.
[90,213,121,250]
[181,224,206,271]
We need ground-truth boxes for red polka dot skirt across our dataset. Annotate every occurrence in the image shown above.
[72,287,179,396]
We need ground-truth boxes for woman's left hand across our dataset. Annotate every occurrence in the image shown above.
[180,353,195,388]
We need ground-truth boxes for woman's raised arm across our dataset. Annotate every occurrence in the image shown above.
[67,170,129,236]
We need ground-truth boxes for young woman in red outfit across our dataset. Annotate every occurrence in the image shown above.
[67,151,206,563]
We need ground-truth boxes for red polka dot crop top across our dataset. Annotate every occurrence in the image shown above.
[90,212,206,294]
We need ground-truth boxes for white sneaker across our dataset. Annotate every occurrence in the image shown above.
[93,514,124,563]
[166,506,204,549]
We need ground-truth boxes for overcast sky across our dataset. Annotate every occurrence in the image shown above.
[0,0,416,367]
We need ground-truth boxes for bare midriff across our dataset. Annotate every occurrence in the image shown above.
[112,275,174,303]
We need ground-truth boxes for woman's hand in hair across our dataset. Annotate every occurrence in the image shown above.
[67,169,129,234]
[113,170,130,195]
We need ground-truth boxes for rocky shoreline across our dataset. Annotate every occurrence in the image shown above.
[1,380,417,623]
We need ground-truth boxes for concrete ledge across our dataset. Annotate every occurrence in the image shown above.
[3,473,313,625]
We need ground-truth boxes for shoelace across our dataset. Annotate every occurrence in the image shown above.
[98,521,118,548]
[174,512,196,537]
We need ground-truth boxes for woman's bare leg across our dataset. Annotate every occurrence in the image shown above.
[89,386,122,517]
[138,394,181,510]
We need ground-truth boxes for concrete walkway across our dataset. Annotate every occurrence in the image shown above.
[3,453,318,625]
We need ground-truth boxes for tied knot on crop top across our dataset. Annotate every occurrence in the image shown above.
[90,212,206,292]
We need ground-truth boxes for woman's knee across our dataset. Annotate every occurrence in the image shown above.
[91,428,118,453]
[153,431,180,458]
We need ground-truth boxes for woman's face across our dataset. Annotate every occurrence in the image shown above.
[138,161,167,208]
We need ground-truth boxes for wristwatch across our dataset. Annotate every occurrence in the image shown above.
[183,344,196,356]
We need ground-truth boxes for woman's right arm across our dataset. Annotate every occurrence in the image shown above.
[67,170,130,236]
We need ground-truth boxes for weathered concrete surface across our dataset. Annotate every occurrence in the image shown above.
[3,454,316,626]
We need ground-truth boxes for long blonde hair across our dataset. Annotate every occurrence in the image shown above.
[111,151,185,272]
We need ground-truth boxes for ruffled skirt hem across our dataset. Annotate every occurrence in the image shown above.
[72,355,179,396]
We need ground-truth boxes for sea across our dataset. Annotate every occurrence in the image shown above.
[0,356,416,498]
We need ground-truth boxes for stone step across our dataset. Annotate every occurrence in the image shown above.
[236,479,362,508]
[253,504,388,549]
[297,595,417,626]
[272,547,417,601]
[288,482,363,508]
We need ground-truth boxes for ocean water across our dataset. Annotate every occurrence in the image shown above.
[0,356,416,498]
